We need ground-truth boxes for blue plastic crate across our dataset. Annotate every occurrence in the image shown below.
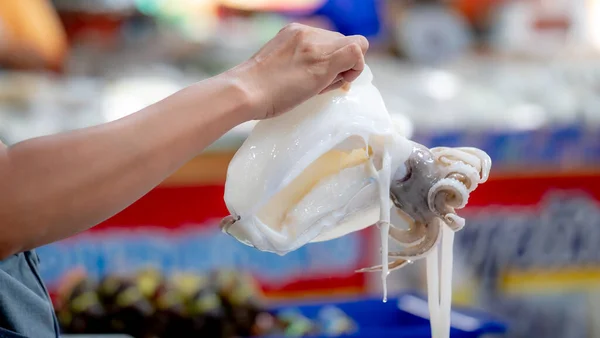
[312,0,382,38]
[268,291,507,337]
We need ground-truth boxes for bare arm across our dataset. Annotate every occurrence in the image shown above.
[0,69,252,257]
[0,23,368,259]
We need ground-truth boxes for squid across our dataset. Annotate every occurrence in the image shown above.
[219,64,491,275]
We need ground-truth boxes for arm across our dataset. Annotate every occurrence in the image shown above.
[0,23,368,259]
[0,69,252,258]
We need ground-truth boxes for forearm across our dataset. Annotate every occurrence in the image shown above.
[0,70,253,257]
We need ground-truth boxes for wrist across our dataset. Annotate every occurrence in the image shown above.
[223,61,265,122]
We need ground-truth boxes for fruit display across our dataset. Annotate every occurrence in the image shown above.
[54,268,358,338]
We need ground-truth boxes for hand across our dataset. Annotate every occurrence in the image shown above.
[233,23,369,121]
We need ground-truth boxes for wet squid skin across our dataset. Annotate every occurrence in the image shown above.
[219,143,491,273]
[358,143,491,273]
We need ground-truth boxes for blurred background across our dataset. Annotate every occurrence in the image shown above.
[1,0,600,337]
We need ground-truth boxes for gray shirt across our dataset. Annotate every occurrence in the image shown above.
[0,251,60,338]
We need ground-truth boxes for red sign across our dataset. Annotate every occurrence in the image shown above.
[465,171,600,207]
[40,162,600,304]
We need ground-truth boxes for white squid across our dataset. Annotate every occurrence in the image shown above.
[219,65,491,275]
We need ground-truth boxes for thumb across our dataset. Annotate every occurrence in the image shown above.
[319,78,345,94]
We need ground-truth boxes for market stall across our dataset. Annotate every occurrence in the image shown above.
[2,0,600,337]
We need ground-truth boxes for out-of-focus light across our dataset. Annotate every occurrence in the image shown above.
[218,0,325,12]
[102,78,182,122]
[589,0,600,51]
[136,0,163,15]
[506,104,548,131]
[423,71,460,101]
[396,6,472,66]
[135,0,219,42]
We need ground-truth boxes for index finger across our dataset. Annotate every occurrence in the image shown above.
[348,35,369,54]
[330,35,369,55]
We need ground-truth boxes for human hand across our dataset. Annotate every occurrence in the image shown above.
[232,23,369,121]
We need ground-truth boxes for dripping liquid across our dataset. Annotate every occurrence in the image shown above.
[376,150,392,303]
[426,225,455,338]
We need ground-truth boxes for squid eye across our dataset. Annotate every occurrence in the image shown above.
[394,163,412,183]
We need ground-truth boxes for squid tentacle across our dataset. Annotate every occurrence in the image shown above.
[387,218,443,259]
[358,219,443,274]
[220,215,240,233]
[430,147,491,183]
[428,178,469,231]
[356,259,409,273]
[386,210,428,248]
[443,162,480,191]
[388,225,427,248]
